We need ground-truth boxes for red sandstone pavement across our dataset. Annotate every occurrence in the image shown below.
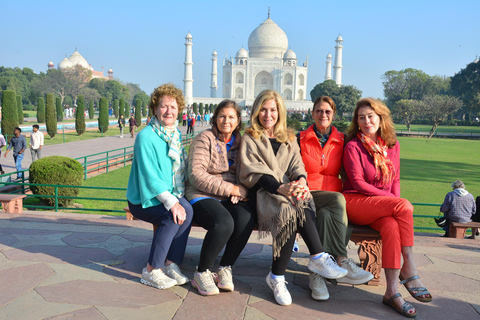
[0,210,479,320]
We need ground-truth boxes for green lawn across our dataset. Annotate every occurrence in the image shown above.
[395,124,480,134]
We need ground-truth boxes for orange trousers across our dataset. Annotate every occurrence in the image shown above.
[344,193,414,269]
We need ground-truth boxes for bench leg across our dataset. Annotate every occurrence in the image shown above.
[354,239,382,286]
[449,225,467,238]
[1,200,23,214]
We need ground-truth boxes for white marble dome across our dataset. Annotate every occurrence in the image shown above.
[68,50,89,68]
[248,17,288,59]
[236,47,249,58]
[283,49,296,60]
[58,57,74,69]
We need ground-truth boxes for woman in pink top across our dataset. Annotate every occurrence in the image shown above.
[343,98,432,318]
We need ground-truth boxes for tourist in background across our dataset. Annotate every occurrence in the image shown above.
[440,180,476,237]
[186,99,255,296]
[0,132,5,174]
[4,127,27,180]
[118,114,125,138]
[30,124,44,161]
[238,90,347,306]
[128,114,137,138]
[182,113,187,126]
[343,98,432,318]
[298,96,373,301]
[127,83,192,290]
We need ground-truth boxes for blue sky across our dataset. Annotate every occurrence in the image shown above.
[2,0,479,100]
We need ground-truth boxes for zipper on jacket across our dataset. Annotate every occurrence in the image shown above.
[321,154,325,166]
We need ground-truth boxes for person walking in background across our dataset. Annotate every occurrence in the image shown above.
[4,127,27,180]
[30,124,44,161]
[118,114,126,138]
[0,132,6,174]
[190,115,196,134]
[128,114,137,138]
[440,180,476,237]
[182,113,187,126]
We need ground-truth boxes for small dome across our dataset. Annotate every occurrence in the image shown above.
[58,57,74,69]
[68,50,89,68]
[108,68,113,72]
[283,49,296,60]
[248,17,288,58]
[236,47,249,58]
[336,35,343,41]
[327,53,332,58]
[48,61,54,66]
[185,32,192,39]
[474,56,479,63]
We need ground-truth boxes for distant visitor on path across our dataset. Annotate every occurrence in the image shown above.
[342,98,432,318]
[128,114,137,138]
[0,132,6,174]
[182,113,187,126]
[126,83,192,290]
[238,89,348,306]
[440,180,476,237]
[186,99,255,296]
[118,114,125,138]
[5,127,27,180]
[30,124,44,161]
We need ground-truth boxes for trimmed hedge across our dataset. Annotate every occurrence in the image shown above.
[1,90,19,142]
[56,97,63,122]
[89,99,94,120]
[37,97,45,123]
[119,99,125,116]
[76,95,86,135]
[16,95,23,124]
[135,99,142,126]
[29,156,83,207]
[98,97,109,133]
[46,93,57,138]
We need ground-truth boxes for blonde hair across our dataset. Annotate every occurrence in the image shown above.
[246,90,294,143]
[149,83,186,117]
[345,98,397,147]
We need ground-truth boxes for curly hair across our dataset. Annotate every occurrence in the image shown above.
[246,89,294,143]
[149,83,186,117]
[210,99,242,133]
[345,98,397,147]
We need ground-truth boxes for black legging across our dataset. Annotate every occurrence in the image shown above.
[193,198,256,272]
[271,208,324,275]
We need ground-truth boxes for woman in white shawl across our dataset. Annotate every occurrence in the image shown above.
[238,90,347,306]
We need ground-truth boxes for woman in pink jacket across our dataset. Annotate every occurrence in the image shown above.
[186,99,255,296]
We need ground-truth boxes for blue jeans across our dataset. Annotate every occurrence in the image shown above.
[128,197,193,269]
[13,153,24,178]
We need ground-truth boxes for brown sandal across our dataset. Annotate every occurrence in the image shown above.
[399,275,433,303]
[383,293,417,318]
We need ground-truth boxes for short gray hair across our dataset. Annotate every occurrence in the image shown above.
[451,180,465,189]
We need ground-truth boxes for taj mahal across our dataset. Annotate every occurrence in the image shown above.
[184,12,344,111]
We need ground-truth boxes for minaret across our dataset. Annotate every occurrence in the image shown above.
[210,50,218,98]
[325,53,332,80]
[183,32,194,105]
[333,35,343,86]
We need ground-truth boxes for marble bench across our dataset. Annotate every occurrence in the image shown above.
[0,194,27,214]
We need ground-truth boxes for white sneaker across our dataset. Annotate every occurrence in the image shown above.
[192,269,219,296]
[266,272,292,306]
[309,272,329,300]
[140,267,176,289]
[164,262,189,285]
[308,254,348,279]
[337,258,374,285]
[216,266,234,292]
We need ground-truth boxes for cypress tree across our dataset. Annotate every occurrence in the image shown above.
[142,101,147,117]
[75,95,86,135]
[124,102,130,117]
[56,97,63,122]
[16,95,23,124]
[135,99,142,126]
[119,99,125,116]
[37,97,45,123]
[45,93,57,138]
[113,99,119,118]
[89,99,94,119]
[98,97,109,133]
[1,90,19,143]
[193,102,198,115]
[199,103,204,116]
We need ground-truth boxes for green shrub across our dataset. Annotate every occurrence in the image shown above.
[135,99,142,126]
[37,97,45,123]
[98,97,109,133]
[1,90,19,143]
[113,99,119,118]
[89,99,94,120]
[76,95,86,135]
[56,97,63,122]
[29,156,83,207]
[16,95,23,124]
[46,93,57,138]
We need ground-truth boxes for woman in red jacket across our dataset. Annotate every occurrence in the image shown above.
[298,96,373,301]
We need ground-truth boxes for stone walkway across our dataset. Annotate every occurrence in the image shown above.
[0,210,479,320]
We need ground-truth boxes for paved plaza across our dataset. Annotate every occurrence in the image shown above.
[0,210,479,320]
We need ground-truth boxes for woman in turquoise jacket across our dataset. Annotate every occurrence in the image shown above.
[127,83,193,290]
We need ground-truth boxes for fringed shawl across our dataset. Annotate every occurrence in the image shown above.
[238,132,315,258]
